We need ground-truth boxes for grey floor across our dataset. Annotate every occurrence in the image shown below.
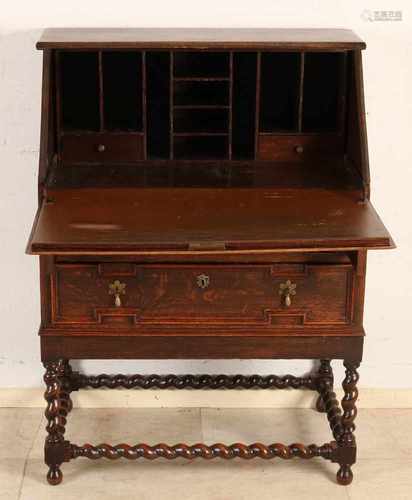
[1,407,411,499]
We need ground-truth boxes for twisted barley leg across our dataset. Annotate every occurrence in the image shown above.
[336,361,359,485]
[315,359,333,413]
[43,359,73,485]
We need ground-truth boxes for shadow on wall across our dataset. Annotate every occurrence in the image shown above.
[0,30,46,387]
[72,359,321,383]
[0,30,44,153]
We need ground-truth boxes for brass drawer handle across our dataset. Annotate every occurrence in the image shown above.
[109,280,126,307]
[196,274,210,289]
[97,144,106,153]
[279,280,297,307]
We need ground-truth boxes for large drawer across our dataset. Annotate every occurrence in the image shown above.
[49,262,354,328]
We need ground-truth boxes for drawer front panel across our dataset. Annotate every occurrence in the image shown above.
[257,134,343,161]
[50,263,354,328]
[61,133,144,163]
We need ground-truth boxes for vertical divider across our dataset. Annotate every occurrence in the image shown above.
[254,52,261,159]
[54,51,62,159]
[169,51,174,159]
[228,51,233,159]
[142,51,147,159]
[297,52,305,132]
[98,51,105,132]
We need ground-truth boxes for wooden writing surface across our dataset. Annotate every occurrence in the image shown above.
[28,187,392,254]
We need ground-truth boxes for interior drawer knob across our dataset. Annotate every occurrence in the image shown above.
[279,280,297,307]
[97,143,106,153]
[109,280,126,307]
[295,145,304,154]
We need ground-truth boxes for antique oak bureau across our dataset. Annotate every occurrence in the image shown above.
[28,28,393,486]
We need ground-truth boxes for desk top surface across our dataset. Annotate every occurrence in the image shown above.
[36,28,366,50]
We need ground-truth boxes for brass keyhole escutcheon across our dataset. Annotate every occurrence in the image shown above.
[196,274,210,289]
[279,280,297,307]
[109,280,126,307]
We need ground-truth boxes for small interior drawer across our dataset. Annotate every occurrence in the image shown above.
[49,262,354,328]
[61,133,144,163]
[257,134,343,161]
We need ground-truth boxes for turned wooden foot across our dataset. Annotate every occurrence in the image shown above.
[337,464,353,485]
[47,466,63,485]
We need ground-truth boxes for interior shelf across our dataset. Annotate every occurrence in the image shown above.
[174,77,230,81]
[174,135,228,160]
[174,105,229,109]
[174,52,230,78]
[47,160,362,190]
[174,107,229,134]
[174,80,229,107]
[173,133,228,136]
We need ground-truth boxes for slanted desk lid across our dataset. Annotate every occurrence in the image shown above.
[27,188,393,255]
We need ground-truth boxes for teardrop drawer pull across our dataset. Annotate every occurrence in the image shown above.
[279,280,297,307]
[109,280,126,307]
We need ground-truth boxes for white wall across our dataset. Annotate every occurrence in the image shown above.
[0,1,410,388]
